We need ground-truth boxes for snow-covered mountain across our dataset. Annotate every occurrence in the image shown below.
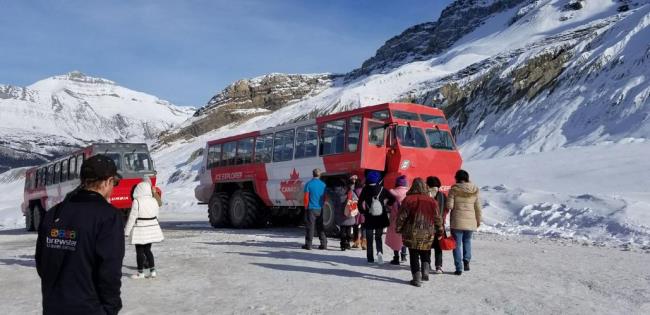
[0,71,194,172]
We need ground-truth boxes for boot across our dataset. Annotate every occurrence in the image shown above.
[463,260,470,271]
[352,240,360,249]
[410,272,422,287]
[390,254,400,265]
[421,263,430,281]
[400,252,408,262]
[361,239,367,250]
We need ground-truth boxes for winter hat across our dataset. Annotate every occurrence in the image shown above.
[366,171,381,184]
[395,175,408,187]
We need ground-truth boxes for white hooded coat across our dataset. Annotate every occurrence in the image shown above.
[125,182,164,244]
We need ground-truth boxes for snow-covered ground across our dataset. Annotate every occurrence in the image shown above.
[1,212,649,314]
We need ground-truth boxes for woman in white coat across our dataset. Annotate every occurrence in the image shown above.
[125,181,164,279]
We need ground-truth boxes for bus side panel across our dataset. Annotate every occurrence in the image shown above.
[266,157,325,207]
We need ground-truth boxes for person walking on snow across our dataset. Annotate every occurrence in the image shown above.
[359,170,393,263]
[447,169,482,276]
[302,168,327,250]
[386,175,409,265]
[396,178,443,287]
[328,178,356,250]
[125,180,164,279]
[426,176,449,274]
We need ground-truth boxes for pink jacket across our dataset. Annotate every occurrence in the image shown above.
[386,186,408,251]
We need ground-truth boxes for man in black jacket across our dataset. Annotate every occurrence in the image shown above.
[35,154,125,315]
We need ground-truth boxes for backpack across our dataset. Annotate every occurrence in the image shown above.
[369,185,384,216]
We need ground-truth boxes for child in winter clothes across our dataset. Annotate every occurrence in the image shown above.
[125,181,164,279]
[386,175,409,265]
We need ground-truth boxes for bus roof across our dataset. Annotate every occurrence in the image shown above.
[205,102,445,146]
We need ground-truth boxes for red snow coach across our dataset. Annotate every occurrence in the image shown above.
[22,143,161,231]
[195,102,462,232]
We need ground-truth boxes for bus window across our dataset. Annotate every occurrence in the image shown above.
[54,163,61,184]
[47,165,54,186]
[421,114,447,124]
[124,152,153,172]
[273,129,295,162]
[369,126,386,147]
[392,110,420,121]
[254,134,273,163]
[295,125,318,159]
[62,160,69,182]
[320,120,345,155]
[236,138,254,165]
[396,125,427,148]
[347,116,361,152]
[372,110,389,120]
[207,144,221,168]
[69,157,76,179]
[104,153,122,171]
[76,155,84,177]
[426,129,456,150]
[221,142,237,166]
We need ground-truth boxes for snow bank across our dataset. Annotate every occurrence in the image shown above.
[465,142,650,246]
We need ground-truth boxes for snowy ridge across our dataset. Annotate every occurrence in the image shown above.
[0,71,194,171]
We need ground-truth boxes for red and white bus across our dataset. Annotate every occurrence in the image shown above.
[22,143,161,231]
[195,102,462,232]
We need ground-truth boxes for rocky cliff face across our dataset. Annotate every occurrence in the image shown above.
[0,71,194,172]
[347,0,528,79]
[158,73,334,143]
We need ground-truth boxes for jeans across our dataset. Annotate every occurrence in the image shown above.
[365,227,383,262]
[135,243,155,271]
[408,248,431,274]
[452,229,473,272]
[305,209,326,247]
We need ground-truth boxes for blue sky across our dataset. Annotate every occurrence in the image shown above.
[0,0,450,107]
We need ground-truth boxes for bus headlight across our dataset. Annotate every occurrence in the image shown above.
[400,160,411,170]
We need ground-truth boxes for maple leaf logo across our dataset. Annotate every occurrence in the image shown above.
[280,168,302,200]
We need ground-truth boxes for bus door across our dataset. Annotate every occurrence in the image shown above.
[358,118,387,171]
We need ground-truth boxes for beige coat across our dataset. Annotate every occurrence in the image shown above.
[446,182,482,231]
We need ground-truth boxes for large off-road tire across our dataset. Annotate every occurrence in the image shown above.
[322,199,339,237]
[228,190,264,229]
[26,207,34,232]
[208,192,230,228]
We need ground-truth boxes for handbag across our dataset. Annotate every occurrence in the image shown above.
[344,191,359,217]
[439,229,456,251]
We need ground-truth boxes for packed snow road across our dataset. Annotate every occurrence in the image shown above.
[1,212,649,315]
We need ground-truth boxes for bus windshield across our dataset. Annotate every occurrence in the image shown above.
[104,153,122,171]
[396,125,427,148]
[123,152,153,172]
[426,129,455,150]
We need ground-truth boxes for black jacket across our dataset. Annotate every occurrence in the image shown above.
[35,189,125,315]
[359,183,394,229]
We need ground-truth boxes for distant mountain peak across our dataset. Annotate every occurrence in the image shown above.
[52,71,116,85]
